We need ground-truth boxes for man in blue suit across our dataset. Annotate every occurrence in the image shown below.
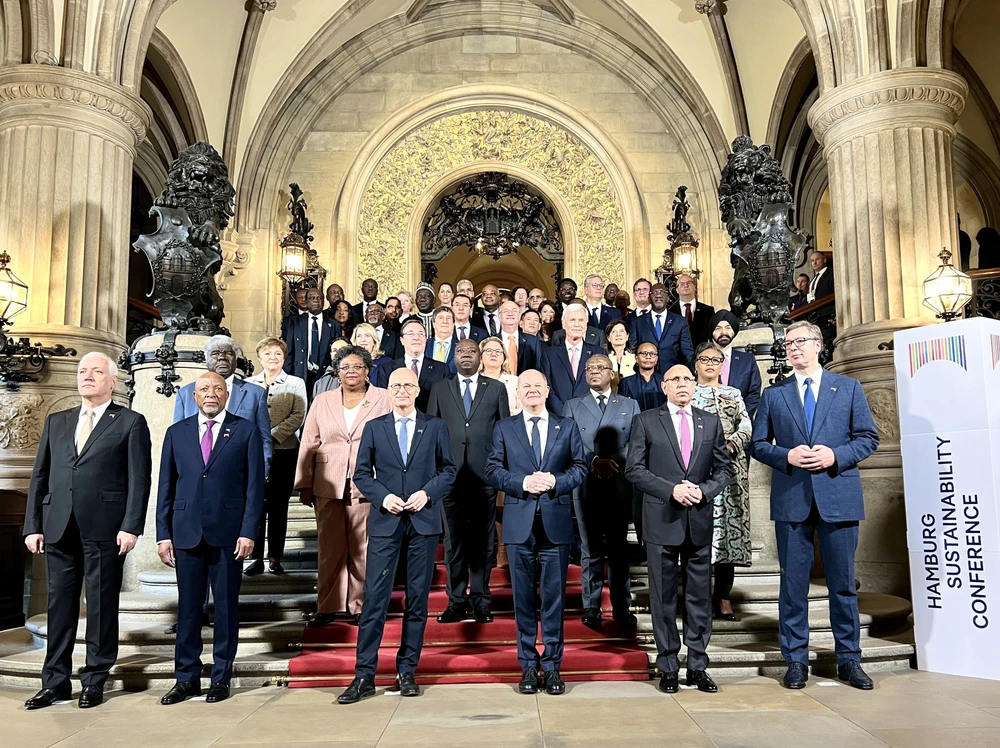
[157,372,265,705]
[283,287,342,395]
[452,294,488,344]
[337,367,456,704]
[389,317,447,412]
[709,310,761,416]
[750,320,879,691]
[541,302,604,413]
[486,369,587,696]
[426,306,458,374]
[498,300,543,374]
[581,274,621,330]
[629,283,693,373]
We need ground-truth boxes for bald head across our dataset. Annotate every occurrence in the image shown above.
[517,369,550,413]
[499,300,521,332]
[661,364,695,407]
[194,371,229,417]
[388,366,419,415]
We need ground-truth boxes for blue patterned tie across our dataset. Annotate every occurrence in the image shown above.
[463,378,473,417]
[803,378,816,436]
[530,416,542,467]
[654,314,663,340]
[398,417,410,464]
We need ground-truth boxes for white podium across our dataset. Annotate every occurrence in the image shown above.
[894,318,1000,680]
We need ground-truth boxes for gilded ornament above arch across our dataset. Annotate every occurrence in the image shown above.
[356,109,626,292]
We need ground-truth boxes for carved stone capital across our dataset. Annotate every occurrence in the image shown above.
[809,69,967,150]
[0,66,152,147]
[252,0,277,10]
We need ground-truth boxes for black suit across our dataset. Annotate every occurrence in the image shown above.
[625,404,730,674]
[541,342,604,413]
[810,268,834,301]
[453,323,488,344]
[283,313,342,394]
[389,356,447,412]
[670,301,716,348]
[427,375,510,608]
[376,327,401,360]
[475,308,502,337]
[584,304,620,330]
[500,330,543,375]
[24,403,152,692]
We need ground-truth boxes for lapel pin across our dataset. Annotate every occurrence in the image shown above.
[831,387,837,391]
[109,414,116,419]
[555,425,561,430]
[697,425,703,429]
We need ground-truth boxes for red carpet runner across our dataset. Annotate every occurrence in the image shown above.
[287,547,651,687]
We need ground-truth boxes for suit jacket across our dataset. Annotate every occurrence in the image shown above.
[585,304,621,330]
[624,307,652,327]
[562,392,639,502]
[498,331,543,375]
[670,300,716,347]
[485,413,587,544]
[351,300,380,323]
[246,371,308,451]
[352,411,457,537]
[376,327,401,360]
[283,313,342,381]
[725,349,762,417]
[453,324,488,344]
[426,337,458,375]
[750,370,879,523]
[389,356,447,411]
[618,373,666,412]
[280,310,305,339]
[295,386,393,500]
[475,308,503,337]
[156,412,265,549]
[427,375,510,484]
[550,326,607,349]
[625,404,731,547]
[174,377,272,476]
[541,341,604,413]
[25,402,152,543]
[812,268,834,300]
[629,310,694,371]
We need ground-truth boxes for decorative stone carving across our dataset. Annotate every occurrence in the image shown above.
[252,0,277,10]
[866,387,900,441]
[0,393,44,449]
[357,110,625,291]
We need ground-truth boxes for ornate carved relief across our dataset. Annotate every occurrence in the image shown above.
[866,387,900,442]
[356,110,626,291]
[0,393,44,449]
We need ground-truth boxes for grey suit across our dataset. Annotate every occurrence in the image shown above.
[625,404,730,674]
[562,392,639,612]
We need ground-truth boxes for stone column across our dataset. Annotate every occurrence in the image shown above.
[0,66,151,489]
[808,68,968,596]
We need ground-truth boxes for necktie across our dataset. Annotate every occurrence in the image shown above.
[77,409,94,453]
[507,335,518,374]
[685,303,692,324]
[721,355,730,386]
[655,314,663,340]
[398,417,410,464]
[678,409,691,469]
[803,378,816,435]
[435,341,446,362]
[597,394,606,413]
[640,308,648,316]
[488,314,497,336]
[459,326,467,340]
[590,307,599,328]
[310,316,320,364]
[569,347,580,379]
[410,358,419,375]
[201,419,216,464]
[530,416,542,466]
[463,378,473,417]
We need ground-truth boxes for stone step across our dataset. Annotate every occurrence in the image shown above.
[627,562,782,586]
[118,592,316,623]
[137,570,318,597]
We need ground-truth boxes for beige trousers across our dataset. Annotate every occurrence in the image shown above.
[315,495,371,615]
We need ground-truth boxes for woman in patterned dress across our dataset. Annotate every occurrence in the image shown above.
[691,340,752,621]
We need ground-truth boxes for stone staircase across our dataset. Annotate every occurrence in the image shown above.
[0,502,915,689]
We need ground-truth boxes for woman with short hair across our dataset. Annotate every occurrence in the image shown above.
[605,318,635,391]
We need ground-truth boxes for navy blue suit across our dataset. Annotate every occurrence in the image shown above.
[541,342,604,413]
[454,324,488,344]
[618,373,666,413]
[156,413,265,685]
[351,412,456,680]
[629,310,694,372]
[426,337,458,375]
[371,355,393,389]
[509,331,543,375]
[389,357,447,412]
[725,349,762,417]
[750,370,879,668]
[485,413,587,672]
[283,312,342,391]
[585,304,620,331]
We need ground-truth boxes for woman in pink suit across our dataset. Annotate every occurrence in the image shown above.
[295,345,392,627]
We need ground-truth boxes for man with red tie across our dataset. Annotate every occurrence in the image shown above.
[669,274,715,348]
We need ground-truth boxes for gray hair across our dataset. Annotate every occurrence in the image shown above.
[785,320,823,343]
[432,306,454,322]
[205,335,237,359]
[583,273,603,288]
[78,351,118,378]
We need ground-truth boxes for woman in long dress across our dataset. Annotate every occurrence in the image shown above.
[691,340,752,621]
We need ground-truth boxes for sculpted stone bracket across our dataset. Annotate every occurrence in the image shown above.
[0,336,77,392]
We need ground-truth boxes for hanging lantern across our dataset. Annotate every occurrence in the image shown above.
[922,248,972,322]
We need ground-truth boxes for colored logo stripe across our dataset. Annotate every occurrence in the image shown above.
[992,335,1000,370]
[908,335,967,377]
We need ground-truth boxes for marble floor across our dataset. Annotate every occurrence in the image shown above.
[4,670,1000,748]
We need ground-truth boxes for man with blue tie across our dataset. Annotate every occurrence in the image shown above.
[582,274,621,331]
[338,367,456,704]
[486,369,587,696]
[629,283,693,373]
[709,310,761,416]
[541,302,604,413]
[750,320,879,691]
[157,372,265,705]
[283,287,342,396]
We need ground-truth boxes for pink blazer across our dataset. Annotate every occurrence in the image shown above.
[294,386,393,501]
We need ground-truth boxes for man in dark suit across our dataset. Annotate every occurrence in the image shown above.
[426,306,458,374]
[562,355,639,626]
[428,340,510,623]
[788,273,810,311]
[669,274,715,347]
[351,277,380,322]
[542,302,604,413]
[452,293,488,344]
[750,320,879,691]
[473,283,501,336]
[629,283,694,373]
[624,278,653,326]
[338,367,457,703]
[708,310,762,417]
[552,277,578,328]
[157,372,265,705]
[582,274,621,330]
[807,252,834,302]
[550,323,606,348]
[23,352,152,711]
[364,302,400,360]
[626,365,731,695]
[498,300,543,374]
[284,287,342,395]
[280,287,309,338]
[486,369,587,696]
[390,317,447,412]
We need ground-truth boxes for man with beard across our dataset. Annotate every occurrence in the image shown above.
[628,283,693,372]
[709,309,761,417]
[352,278,380,322]
[365,302,400,360]
[473,283,501,336]
[384,296,403,332]
[603,282,620,308]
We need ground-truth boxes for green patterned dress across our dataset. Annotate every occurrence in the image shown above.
[691,384,752,566]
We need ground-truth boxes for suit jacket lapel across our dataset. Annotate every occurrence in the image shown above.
[780,380,810,442]
[383,417,406,468]
[406,413,427,466]
[229,379,247,414]
[810,374,838,438]
[66,409,81,459]
[205,413,236,471]
[513,417,539,470]
[76,402,122,460]
[687,409,707,468]
[329,389,349,436]
[656,406,685,468]
[580,392,602,425]
[467,377,489,420]
[540,417,561,472]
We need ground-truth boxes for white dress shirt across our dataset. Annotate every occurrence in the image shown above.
[634,304,650,316]
[455,322,472,340]
[651,310,668,332]
[458,371,480,401]
[591,388,613,409]
[807,268,827,303]
[374,325,385,347]
[501,330,518,352]
[482,310,500,334]
[665,400,692,446]
[586,303,604,320]
[405,354,423,376]
[306,313,324,369]
[393,410,417,455]
[522,408,549,459]
[198,411,223,450]
[75,399,113,446]
[793,368,823,405]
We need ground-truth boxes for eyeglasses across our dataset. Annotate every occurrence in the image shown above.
[388,383,418,392]
[664,376,696,384]
[482,348,503,356]
[401,331,425,339]
[784,337,819,349]
[696,356,724,365]
[338,364,367,373]
[637,351,658,358]
[584,366,612,373]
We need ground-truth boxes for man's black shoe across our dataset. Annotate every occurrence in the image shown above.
[612,608,637,624]
[78,685,103,708]
[518,668,540,694]
[25,688,70,710]
[436,604,471,623]
[307,612,339,628]
[544,671,565,695]
[581,607,601,626]
[160,681,202,705]
[397,673,420,697]
[473,605,494,623]
[838,661,874,690]
[206,683,230,703]
[658,672,679,694]
[337,677,375,704]
[686,670,718,693]
[243,560,264,576]
[782,662,808,689]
